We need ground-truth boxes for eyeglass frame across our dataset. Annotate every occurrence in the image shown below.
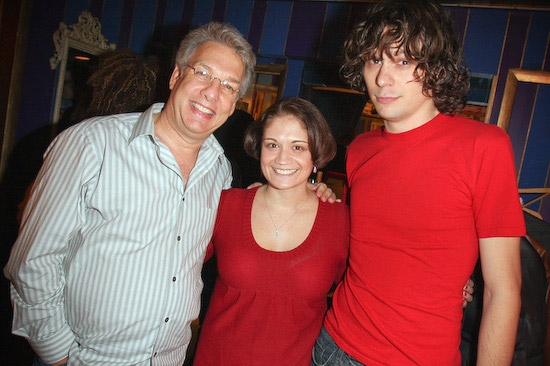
[184,64,241,96]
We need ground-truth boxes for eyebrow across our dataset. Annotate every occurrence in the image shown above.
[263,137,308,144]
[194,61,241,84]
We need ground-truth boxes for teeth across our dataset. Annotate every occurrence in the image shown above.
[192,102,214,115]
[274,168,298,175]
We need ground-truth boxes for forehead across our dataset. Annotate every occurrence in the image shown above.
[264,115,308,137]
[189,41,245,80]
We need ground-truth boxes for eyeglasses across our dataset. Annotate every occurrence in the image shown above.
[184,64,241,96]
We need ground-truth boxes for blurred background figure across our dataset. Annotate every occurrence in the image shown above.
[0,49,161,365]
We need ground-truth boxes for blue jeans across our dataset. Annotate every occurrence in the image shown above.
[311,326,364,365]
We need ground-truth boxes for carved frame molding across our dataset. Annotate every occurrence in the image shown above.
[50,10,115,124]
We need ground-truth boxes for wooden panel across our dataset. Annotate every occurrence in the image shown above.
[286,2,326,58]
[260,1,291,56]
[496,68,550,212]
[225,0,255,37]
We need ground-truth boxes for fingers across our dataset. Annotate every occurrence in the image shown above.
[463,279,474,295]
[308,182,337,203]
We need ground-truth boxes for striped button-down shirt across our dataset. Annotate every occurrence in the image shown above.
[4,103,232,365]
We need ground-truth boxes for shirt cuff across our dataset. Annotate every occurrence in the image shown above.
[28,325,74,364]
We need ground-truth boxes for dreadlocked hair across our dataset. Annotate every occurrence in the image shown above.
[70,49,159,124]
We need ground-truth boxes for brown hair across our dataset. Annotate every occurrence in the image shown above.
[243,98,336,169]
[69,49,159,124]
[340,0,470,115]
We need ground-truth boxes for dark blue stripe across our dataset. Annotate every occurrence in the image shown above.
[89,0,105,19]
[117,0,136,49]
[225,0,254,37]
[248,0,267,53]
[286,2,326,58]
[319,3,351,60]
[212,0,227,22]
[260,1,291,56]
[488,10,531,125]
[101,0,124,46]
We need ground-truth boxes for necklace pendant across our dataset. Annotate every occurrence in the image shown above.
[274,230,278,238]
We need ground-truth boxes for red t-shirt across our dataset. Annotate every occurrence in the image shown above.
[194,187,349,365]
[324,113,525,365]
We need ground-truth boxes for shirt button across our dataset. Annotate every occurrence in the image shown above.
[165,317,169,322]
[172,277,176,282]
[177,236,181,241]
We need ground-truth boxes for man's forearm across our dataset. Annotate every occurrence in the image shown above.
[476,289,521,365]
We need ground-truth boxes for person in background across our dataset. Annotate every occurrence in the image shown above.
[63,48,160,129]
[193,98,349,365]
[214,108,262,188]
[0,48,161,366]
[4,22,256,366]
[9,49,161,226]
[311,0,525,365]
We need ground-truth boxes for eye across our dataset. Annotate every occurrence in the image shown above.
[195,69,210,80]
[220,82,236,93]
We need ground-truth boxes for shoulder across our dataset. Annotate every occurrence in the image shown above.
[221,187,249,199]
[319,199,349,222]
[60,112,140,142]
[349,128,383,148]
[445,114,508,137]
[445,115,513,153]
[220,187,256,205]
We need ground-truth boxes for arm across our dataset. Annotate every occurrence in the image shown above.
[4,128,97,364]
[476,236,521,365]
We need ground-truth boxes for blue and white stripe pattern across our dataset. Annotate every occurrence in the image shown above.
[4,103,232,365]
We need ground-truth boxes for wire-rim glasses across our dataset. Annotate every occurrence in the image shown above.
[184,64,241,96]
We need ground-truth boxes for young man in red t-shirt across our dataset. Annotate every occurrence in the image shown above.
[311,0,525,365]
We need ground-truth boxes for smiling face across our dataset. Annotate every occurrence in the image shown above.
[163,41,245,143]
[363,47,438,133]
[260,115,314,191]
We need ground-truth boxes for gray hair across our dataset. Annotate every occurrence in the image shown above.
[175,22,256,98]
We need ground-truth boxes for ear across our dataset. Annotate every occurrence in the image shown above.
[169,64,182,90]
[229,98,237,115]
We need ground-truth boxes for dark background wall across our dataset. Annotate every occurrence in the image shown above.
[7,0,550,217]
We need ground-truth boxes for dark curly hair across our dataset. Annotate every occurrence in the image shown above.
[243,98,336,169]
[69,49,159,124]
[340,0,470,115]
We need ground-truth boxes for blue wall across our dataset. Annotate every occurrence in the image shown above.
[15,0,550,217]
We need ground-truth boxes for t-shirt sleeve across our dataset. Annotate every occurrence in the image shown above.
[473,129,525,238]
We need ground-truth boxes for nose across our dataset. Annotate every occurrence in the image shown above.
[376,63,393,87]
[201,79,220,101]
[275,148,292,164]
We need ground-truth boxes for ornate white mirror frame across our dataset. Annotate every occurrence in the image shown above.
[50,10,115,125]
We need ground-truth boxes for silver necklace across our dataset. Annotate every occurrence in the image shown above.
[263,189,307,238]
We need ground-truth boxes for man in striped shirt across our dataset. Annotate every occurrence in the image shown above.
[4,22,256,366]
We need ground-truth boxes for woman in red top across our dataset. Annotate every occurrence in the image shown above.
[193,98,350,365]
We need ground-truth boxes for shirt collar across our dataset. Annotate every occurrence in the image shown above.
[128,102,165,144]
[127,102,225,155]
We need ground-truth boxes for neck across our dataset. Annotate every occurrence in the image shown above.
[263,184,311,207]
[154,111,205,153]
[384,104,439,134]
[154,112,200,181]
